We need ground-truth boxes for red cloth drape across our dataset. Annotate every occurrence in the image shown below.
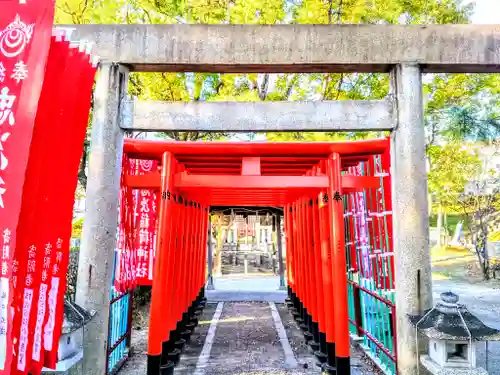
[0,2,56,374]
[7,30,97,374]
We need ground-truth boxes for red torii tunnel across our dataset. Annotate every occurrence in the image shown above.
[122,137,394,375]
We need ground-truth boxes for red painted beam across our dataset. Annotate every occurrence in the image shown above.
[175,174,329,189]
[124,138,389,160]
[341,175,380,190]
[124,172,382,193]
[125,173,161,189]
[241,157,261,175]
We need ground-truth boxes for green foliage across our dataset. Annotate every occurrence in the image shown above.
[427,143,481,212]
[429,213,468,232]
[55,0,499,144]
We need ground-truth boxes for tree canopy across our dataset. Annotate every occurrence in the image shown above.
[55,0,500,143]
[57,0,500,207]
[427,143,482,212]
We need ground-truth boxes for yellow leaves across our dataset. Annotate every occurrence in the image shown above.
[230,0,285,24]
[55,0,129,24]
[129,72,190,101]
[427,143,482,210]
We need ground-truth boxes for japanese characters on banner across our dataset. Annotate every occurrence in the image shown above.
[0,1,56,374]
[132,159,158,285]
[40,40,97,372]
[0,21,97,375]
[115,158,158,292]
[10,33,69,375]
[115,154,138,293]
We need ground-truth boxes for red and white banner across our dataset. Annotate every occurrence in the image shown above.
[38,40,97,372]
[6,30,97,374]
[132,159,158,285]
[0,1,56,374]
[115,158,158,291]
[115,155,137,293]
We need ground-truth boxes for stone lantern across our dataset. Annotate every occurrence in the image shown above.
[409,291,500,375]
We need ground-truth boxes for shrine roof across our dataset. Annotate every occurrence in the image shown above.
[123,138,389,160]
[409,292,500,342]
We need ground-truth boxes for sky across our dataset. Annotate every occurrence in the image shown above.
[470,0,499,23]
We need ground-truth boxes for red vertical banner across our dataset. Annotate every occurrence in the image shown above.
[39,43,96,372]
[10,35,69,375]
[9,38,96,374]
[115,154,136,293]
[0,2,55,374]
[132,159,158,286]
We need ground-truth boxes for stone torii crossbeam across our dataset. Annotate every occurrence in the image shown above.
[63,23,500,375]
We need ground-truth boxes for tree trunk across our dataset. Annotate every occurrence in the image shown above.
[443,211,449,246]
[437,204,443,246]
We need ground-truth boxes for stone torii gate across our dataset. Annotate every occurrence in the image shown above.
[65,24,500,375]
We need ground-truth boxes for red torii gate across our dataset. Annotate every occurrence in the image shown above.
[122,137,392,375]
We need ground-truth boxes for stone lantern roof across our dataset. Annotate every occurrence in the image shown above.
[408,291,500,341]
[61,299,94,335]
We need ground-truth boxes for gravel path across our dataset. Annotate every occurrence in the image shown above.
[117,304,216,375]
[199,302,287,374]
[118,301,380,375]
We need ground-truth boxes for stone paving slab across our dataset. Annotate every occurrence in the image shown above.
[206,290,286,303]
[118,304,216,375]
[175,303,218,375]
[198,302,286,374]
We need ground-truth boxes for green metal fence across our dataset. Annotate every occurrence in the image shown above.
[344,154,397,375]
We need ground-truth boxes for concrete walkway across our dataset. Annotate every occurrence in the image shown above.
[207,275,286,303]
[177,301,376,375]
[118,300,377,375]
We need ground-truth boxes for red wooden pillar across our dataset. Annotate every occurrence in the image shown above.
[284,204,294,295]
[199,205,209,294]
[188,202,197,304]
[319,190,336,372]
[305,197,318,333]
[381,145,395,289]
[147,152,175,375]
[188,201,196,307]
[180,200,191,316]
[312,193,326,355]
[192,202,202,302]
[311,167,324,345]
[328,153,350,374]
[167,196,182,333]
[292,201,302,306]
[298,198,308,321]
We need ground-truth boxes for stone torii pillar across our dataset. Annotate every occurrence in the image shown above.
[75,62,129,375]
[391,63,433,375]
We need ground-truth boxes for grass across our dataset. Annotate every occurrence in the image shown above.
[430,244,471,260]
[429,213,469,233]
[489,230,500,241]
